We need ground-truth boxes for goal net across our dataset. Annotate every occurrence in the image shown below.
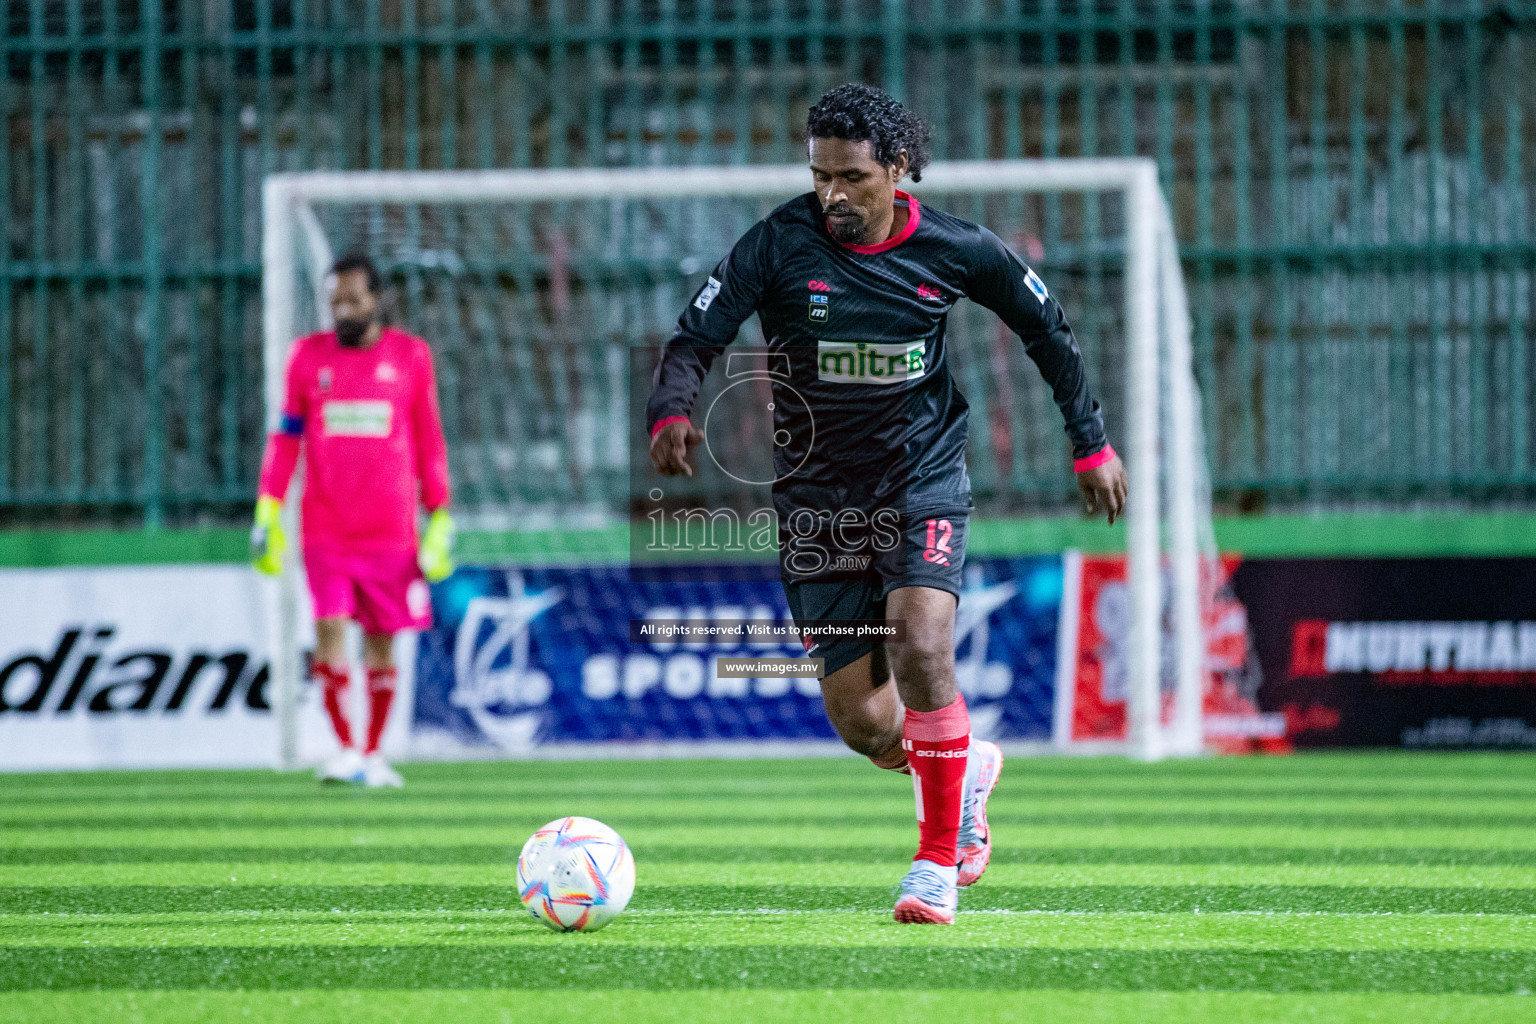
[262,160,1213,765]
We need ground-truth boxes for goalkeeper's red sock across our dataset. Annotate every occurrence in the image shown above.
[315,662,353,750]
[364,666,397,756]
[904,695,971,867]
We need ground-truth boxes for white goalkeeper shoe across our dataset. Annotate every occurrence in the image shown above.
[316,748,365,784]
[363,753,405,789]
[894,860,959,925]
[957,739,1003,887]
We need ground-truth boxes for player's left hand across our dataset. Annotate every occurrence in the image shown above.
[1077,452,1128,525]
[419,508,456,583]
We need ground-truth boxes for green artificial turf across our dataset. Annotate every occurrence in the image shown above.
[3,754,1535,1022]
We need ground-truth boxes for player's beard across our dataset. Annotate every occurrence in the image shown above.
[825,206,866,245]
[335,316,373,348]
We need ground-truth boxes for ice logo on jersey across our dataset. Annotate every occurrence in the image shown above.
[1024,268,1049,305]
[953,566,1019,739]
[694,275,722,312]
[450,571,564,750]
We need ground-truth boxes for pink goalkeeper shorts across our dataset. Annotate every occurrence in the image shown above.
[303,547,432,634]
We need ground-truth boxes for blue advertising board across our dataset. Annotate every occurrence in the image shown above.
[412,557,1064,755]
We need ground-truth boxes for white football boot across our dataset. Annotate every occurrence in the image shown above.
[957,739,1003,887]
[893,859,959,925]
[363,753,405,789]
[316,748,365,784]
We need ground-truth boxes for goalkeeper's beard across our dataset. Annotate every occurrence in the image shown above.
[335,316,375,348]
[825,206,867,245]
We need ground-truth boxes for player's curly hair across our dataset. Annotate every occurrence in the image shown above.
[805,83,932,182]
[331,252,382,294]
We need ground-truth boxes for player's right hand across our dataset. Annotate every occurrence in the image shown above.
[250,495,286,576]
[649,419,703,477]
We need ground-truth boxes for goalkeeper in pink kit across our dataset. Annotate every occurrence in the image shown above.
[251,254,455,788]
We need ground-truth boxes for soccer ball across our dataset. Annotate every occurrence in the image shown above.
[516,816,636,932]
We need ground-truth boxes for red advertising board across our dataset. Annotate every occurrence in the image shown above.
[1059,553,1287,753]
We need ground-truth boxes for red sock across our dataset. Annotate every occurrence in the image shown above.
[315,662,353,750]
[904,695,971,866]
[364,666,398,756]
[870,745,912,776]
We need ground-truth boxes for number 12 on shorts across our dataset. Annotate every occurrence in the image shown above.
[923,518,953,566]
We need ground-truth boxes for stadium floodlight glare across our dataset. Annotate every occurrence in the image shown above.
[262,160,1210,766]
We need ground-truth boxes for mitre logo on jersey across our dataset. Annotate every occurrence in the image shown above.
[321,400,392,438]
[816,340,926,385]
[916,282,944,302]
[1289,619,1536,681]
[375,362,398,382]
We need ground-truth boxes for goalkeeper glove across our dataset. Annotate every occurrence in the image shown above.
[419,508,456,583]
[250,496,285,577]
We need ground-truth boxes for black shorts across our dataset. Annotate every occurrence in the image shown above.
[781,511,968,677]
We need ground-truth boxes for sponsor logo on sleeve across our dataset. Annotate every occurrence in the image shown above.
[816,340,926,385]
[1023,268,1049,305]
[693,276,723,312]
[321,400,393,438]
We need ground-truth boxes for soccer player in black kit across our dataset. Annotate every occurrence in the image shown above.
[648,83,1128,923]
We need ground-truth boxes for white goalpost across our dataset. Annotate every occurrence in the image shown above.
[262,159,1210,766]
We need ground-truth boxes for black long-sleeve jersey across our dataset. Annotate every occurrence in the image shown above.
[646,188,1109,524]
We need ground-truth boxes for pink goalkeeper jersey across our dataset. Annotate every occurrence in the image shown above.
[258,327,450,553]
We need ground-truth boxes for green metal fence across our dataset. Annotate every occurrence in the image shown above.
[3,0,1534,524]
